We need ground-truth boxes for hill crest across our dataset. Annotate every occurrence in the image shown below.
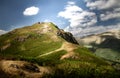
[0,22,119,78]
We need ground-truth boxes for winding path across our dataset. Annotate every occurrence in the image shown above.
[36,42,77,58]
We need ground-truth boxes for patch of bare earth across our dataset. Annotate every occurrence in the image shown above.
[60,42,79,60]
[0,60,52,78]
[62,42,77,52]
[50,35,60,42]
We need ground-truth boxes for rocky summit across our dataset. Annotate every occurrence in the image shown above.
[0,22,120,78]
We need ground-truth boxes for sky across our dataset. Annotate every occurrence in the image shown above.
[0,0,120,37]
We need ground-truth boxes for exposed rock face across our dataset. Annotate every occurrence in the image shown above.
[33,22,79,44]
[15,35,31,42]
[57,29,79,44]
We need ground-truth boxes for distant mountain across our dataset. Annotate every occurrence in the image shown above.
[77,29,120,45]
[0,30,6,35]
[76,29,120,70]
[0,22,119,78]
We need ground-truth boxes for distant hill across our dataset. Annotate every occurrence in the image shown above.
[76,29,120,70]
[0,30,6,35]
[0,22,119,78]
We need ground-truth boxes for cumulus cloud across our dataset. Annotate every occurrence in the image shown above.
[67,1,75,5]
[100,8,120,21]
[0,30,6,35]
[67,23,120,37]
[86,0,120,10]
[58,1,120,37]
[58,1,97,28]
[85,0,120,21]
[23,6,39,16]
[44,19,52,22]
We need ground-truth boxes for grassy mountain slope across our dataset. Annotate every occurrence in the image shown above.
[0,22,63,57]
[0,22,119,78]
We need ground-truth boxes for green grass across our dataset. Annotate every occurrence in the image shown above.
[0,23,63,58]
[95,48,120,62]
[53,60,119,78]
[16,50,67,66]
[48,47,120,78]
[63,47,109,65]
[0,22,120,78]
[36,50,67,66]
[0,35,62,57]
[17,48,119,78]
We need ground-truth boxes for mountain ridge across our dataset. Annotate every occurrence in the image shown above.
[0,22,119,78]
[76,29,120,70]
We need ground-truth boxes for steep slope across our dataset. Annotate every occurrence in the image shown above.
[0,23,119,78]
[0,22,78,57]
[76,29,120,70]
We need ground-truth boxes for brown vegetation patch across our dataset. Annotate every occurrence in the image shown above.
[0,60,52,78]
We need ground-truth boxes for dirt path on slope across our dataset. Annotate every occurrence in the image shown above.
[37,42,77,58]
[37,47,63,57]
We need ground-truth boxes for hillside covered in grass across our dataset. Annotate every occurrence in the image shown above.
[0,22,120,78]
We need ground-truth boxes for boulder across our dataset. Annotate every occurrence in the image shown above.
[57,29,79,44]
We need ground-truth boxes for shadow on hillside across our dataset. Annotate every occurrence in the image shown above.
[90,35,120,52]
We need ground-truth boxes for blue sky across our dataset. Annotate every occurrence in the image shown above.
[0,0,120,37]
[0,0,69,30]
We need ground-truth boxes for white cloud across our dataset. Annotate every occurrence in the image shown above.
[23,6,39,16]
[68,23,120,37]
[85,0,120,21]
[115,8,120,12]
[58,1,120,37]
[100,8,120,21]
[58,1,97,28]
[0,30,6,35]
[86,0,120,10]
[82,0,120,37]
[67,1,75,5]
[44,19,52,22]
[100,10,120,21]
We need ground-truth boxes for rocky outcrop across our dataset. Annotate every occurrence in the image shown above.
[15,35,31,42]
[57,29,79,44]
